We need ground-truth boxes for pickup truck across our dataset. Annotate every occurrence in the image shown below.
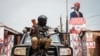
[11,31,73,56]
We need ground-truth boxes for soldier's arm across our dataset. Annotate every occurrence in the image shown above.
[31,19,40,39]
[30,26,35,36]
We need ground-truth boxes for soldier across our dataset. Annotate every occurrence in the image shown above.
[30,15,51,56]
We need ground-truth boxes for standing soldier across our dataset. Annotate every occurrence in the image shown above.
[30,15,51,56]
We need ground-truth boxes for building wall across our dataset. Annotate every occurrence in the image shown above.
[81,31,100,56]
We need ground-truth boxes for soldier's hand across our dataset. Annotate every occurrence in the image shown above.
[47,35,50,38]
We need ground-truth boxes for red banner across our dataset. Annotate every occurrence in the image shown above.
[69,18,86,25]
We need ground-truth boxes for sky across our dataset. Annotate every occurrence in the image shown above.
[0,0,100,32]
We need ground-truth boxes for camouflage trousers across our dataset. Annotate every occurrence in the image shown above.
[31,37,52,50]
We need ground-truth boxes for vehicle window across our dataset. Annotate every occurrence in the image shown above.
[24,33,60,44]
[24,33,31,44]
[50,34,60,43]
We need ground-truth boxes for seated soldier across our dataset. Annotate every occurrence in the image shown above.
[30,15,52,56]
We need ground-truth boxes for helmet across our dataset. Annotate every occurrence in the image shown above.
[38,15,47,26]
[38,15,47,21]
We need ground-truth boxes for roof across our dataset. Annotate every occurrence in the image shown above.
[0,22,6,27]
[0,22,22,34]
[79,29,100,37]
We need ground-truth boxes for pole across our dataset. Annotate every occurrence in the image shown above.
[60,15,64,44]
[60,15,63,33]
[66,0,70,46]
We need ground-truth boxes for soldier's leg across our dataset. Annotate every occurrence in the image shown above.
[40,38,51,49]
[31,37,39,56]
[44,38,52,49]
[31,37,38,49]
[40,38,51,56]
